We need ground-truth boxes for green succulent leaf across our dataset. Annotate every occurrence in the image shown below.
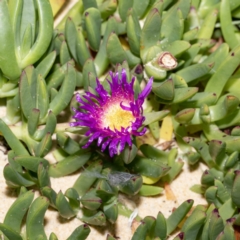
[80,209,107,226]
[83,8,101,51]
[26,196,49,240]
[197,8,218,39]
[60,41,71,65]
[132,221,148,240]
[41,186,57,208]
[36,51,57,78]
[14,155,49,172]
[154,211,167,239]
[128,156,171,178]
[38,163,51,189]
[205,45,240,99]
[46,60,73,92]
[231,170,240,208]
[66,224,90,240]
[118,0,133,21]
[94,16,117,76]
[133,0,150,18]
[126,9,141,57]
[139,185,163,196]
[82,58,97,90]
[4,164,36,188]
[4,190,34,233]
[82,0,97,10]
[0,0,21,80]
[107,33,140,67]
[99,0,117,20]
[81,189,102,211]
[0,119,29,155]
[49,233,58,240]
[143,110,170,126]
[166,199,194,235]
[181,207,206,239]
[140,8,161,62]
[0,223,23,240]
[34,132,52,157]
[49,62,76,115]
[56,191,76,219]
[48,150,91,177]
[20,23,33,60]
[161,7,184,43]
[20,0,53,68]
[103,203,118,224]
[208,209,224,240]
[65,188,80,210]
[73,160,103,196]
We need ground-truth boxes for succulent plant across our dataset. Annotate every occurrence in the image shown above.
[0,187,90,240]
[1,0,240,239]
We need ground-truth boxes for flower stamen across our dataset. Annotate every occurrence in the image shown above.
[102,103,135,131]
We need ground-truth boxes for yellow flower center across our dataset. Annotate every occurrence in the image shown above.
[103,103,135,131]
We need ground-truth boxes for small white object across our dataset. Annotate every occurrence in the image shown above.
[128,208,139,228]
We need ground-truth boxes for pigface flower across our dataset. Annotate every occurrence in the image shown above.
[70,69,153,157]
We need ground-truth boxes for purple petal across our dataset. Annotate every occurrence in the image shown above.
[138,77,153,99]
[101,138,111,152]
[70,68,153,157]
